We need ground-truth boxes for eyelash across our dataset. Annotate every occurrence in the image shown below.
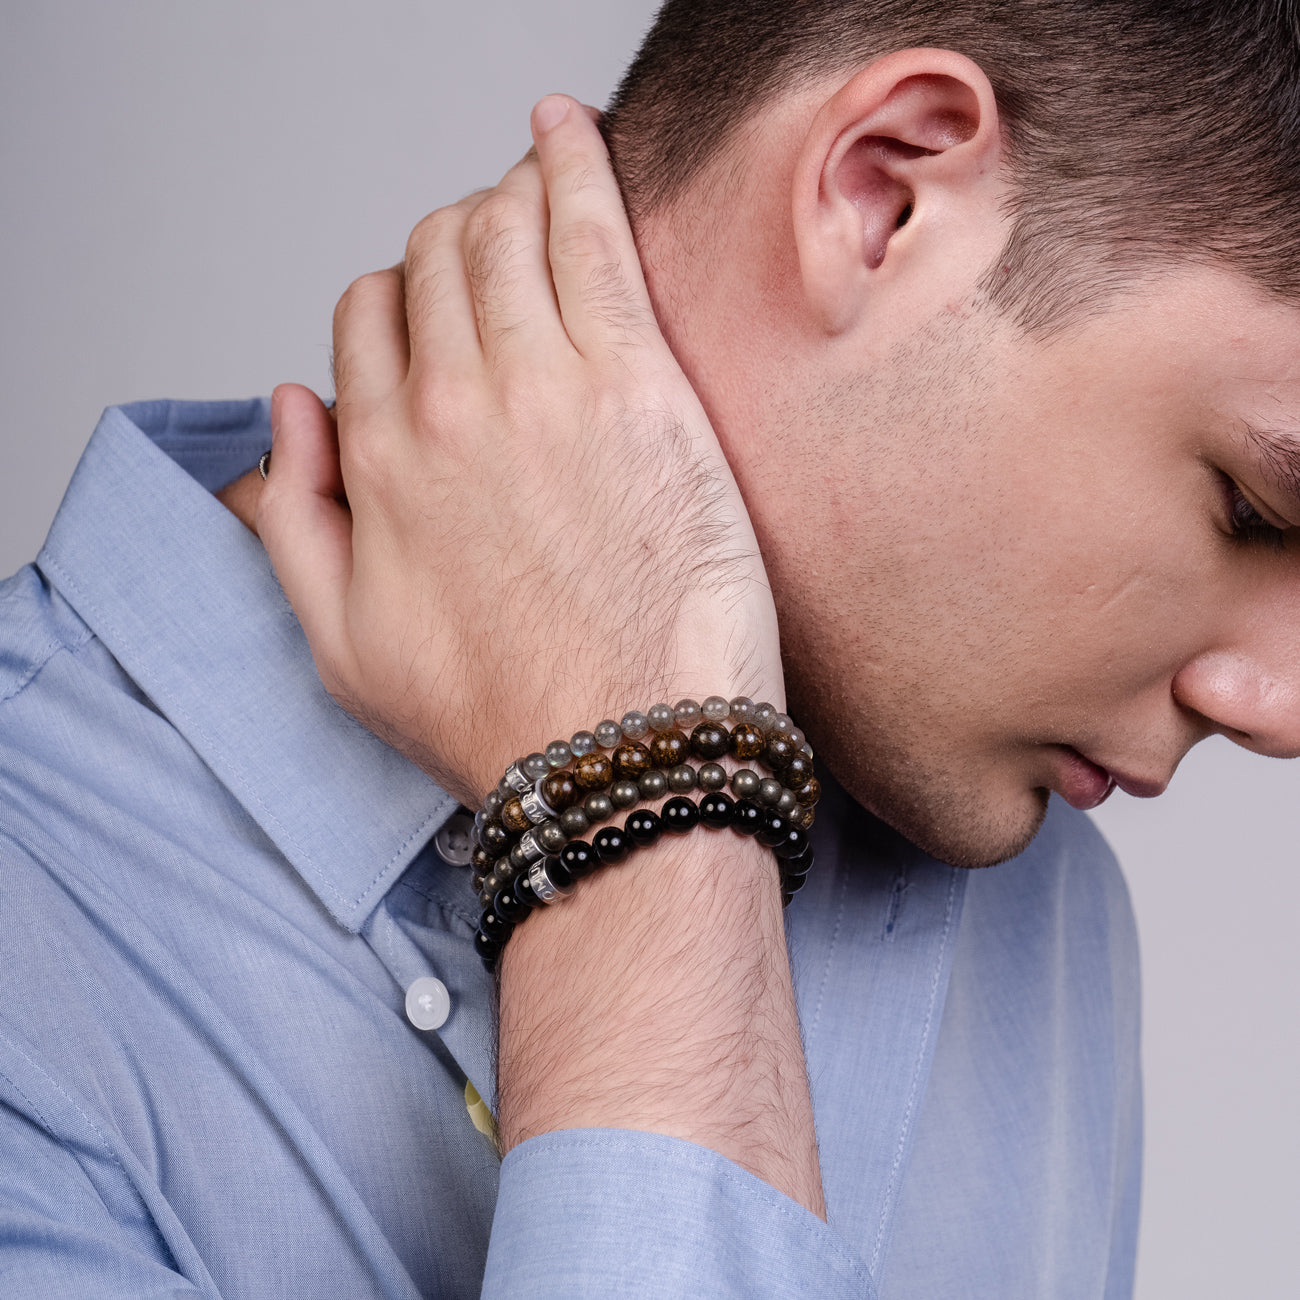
[1224,477,1287,551]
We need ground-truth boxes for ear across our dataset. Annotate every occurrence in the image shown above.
[792,49,1004,334]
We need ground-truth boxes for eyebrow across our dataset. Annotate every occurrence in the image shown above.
[1243,424,1300,524]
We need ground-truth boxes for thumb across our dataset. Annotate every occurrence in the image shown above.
[257,383,355,673]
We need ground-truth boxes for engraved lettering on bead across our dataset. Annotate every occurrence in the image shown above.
[510,828,546,868]
[529,858,574,904]
[521,784,557,825]
[503,761,532,795]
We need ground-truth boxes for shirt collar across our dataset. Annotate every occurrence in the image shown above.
[38,400,456,933]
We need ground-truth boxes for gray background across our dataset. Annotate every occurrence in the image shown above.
[2,4,1295,1295]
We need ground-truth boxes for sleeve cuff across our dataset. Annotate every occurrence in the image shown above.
[483,1128,874,1298]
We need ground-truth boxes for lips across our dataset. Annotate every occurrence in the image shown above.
[1055,747,1116,811]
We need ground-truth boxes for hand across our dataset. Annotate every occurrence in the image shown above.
[258,95,782,806]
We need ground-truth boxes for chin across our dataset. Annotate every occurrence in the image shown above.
[858,777,1051,870]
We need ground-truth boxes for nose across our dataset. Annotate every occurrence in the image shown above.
[1173,647,1300,760]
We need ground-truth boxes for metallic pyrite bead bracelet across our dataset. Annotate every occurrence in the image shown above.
[470,697,820,972]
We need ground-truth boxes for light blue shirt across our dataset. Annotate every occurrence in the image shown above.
[0,401,1141,1298]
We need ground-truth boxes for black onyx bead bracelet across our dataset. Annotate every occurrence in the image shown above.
[471,697,820,972]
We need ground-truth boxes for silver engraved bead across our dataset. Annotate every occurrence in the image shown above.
[509,828,546,869]
[529,858,574,905]
[503,761,532,795]
[520,783,557,825]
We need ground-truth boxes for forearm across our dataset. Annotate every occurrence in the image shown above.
[497,826,826,1218]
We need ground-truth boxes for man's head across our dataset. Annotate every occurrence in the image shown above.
[601,1,1300,867]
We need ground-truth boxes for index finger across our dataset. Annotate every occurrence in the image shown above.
[530,95,656,358]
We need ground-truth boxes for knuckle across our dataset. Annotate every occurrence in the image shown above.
[405,207,458,264]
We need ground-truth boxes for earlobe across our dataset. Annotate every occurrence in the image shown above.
[793,50,1002,334]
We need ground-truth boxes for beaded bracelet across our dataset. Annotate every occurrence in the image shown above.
[470,697,820,972]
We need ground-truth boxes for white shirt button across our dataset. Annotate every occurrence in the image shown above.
[405,977,451,1031]
[434,811,475,866]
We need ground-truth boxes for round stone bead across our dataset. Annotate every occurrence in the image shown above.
[783,755,813,787]
[560,839,600,880]
[541,770,580,812]
[612,741,653,781]
[537,820,568,854]
[795,777,822,806]
[620,710,650,740]
[786,727,806,752]
[801,742,815,760]
[731,798,763,835]
[480,909,514,944]
[546,854,575,890]
[478,871,500,905]
[729,723,765,761]
[785,847,813,876]
[756,777,784,807]
[625,807,662,845]
[545,739,574,768]
[501,796,531,834]
[698,762,728,792]
[689,720,731,761]
[673,698,703,729]
[483,789,505,818]
[471,870,485,895]
[610,780,640,809]
[702,695,731,722]
[493,886,530,924]
[559,805,591,837]
[794,804,816,830]
[509,873,533,909]
[637,769,668,801]
[776,789,799,816]
[522,752,551,781]
[593,719,623,750]
[785,872,807,897]
[756,809,793,849]
[764,733,800,771]
[751,702,778,732]
[471,844,493,873]
[478,820,509,855]
[583,792,614,823]
[667,763,697,793]
[771,713,794,736]
[699,791,735,828]
[473,930,502,963]
[661,795,700,833]
[570,730,598,757]
[647,703,676,732]
[730,768,760,799]
[573,751,614,791]
[648,729,688,769]
[728,696,755,724]
[775,824,813,860]
[593,825,631,865]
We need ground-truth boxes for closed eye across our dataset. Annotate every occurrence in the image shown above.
[1223,474,1288,551]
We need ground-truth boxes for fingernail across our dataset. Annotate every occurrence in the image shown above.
[533,94,570,133]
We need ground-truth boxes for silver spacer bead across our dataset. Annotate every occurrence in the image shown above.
[528,857,574,905]
[520,783,558,825]
[503,761,532,795]
[509,828,547,869]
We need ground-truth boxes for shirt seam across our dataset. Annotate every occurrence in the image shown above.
[38,547,444,921]
[0,618,94,709]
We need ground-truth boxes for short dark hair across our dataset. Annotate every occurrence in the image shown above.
[603,0,1300,333]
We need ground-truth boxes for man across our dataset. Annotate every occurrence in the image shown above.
[1,2,1296,1296]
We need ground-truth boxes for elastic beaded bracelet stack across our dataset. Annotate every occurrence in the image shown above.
[470,697,821,972]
